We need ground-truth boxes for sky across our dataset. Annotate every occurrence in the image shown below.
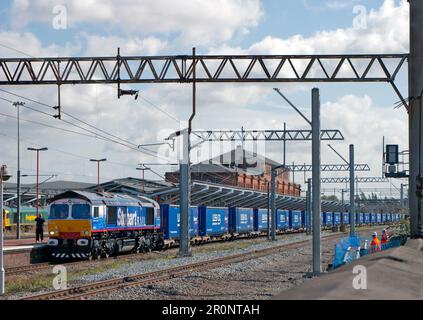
[0,0,410,198]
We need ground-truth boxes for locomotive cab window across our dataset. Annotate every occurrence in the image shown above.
[107,206,117,225]
[50,204,69,219]
[145,207,154,225]
[71,204,91,219]
[93,207,99,218]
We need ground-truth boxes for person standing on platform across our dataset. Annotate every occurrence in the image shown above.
[381,229,389,245]
[370,231,381,253]
[35,214,45,243]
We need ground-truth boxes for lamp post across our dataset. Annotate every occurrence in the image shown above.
[90,159,107,192]
[1,165,12,295]
[27,147,48,216]
[136,165,150,194]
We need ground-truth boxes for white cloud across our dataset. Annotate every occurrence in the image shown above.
[10,0,264,46]
[213,0,409,54]
[0,0,410,192]
[80,34,169,56]
[0,31,80,58]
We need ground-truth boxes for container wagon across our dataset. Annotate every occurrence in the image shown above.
[160,204,199,244]
[332,212,341,226]
[276,209,289,231]
[343,212,350,225]
[198,206,229,239]
[229,207,254,237]
[289,210,302,230]
[364,212,370,225]
[253,208,269,233]
[323,212,333,227]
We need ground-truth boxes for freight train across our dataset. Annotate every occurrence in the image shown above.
[2,207,49,232]
[46,190,403,259]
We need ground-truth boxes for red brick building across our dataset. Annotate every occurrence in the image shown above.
[165,146,301,196]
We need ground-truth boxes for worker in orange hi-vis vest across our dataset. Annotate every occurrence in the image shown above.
[370,232,382,253]
[381,229,389,245]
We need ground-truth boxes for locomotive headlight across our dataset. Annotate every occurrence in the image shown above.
[80,230,90,237]
[49,231,57,236]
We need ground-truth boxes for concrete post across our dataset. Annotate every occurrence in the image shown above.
[271,168,276,241]
[312,88,321,276]
[349,144,355,237]
[306,178,312,235]
[267,182,270,240]
[16,102,21,240]
[400,183,404,212]
[179,129,191,257]
[340,189,345,232]
[409,0,423,238]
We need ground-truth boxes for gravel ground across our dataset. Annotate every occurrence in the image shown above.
[2,226,385,300]
[90,228,381,300]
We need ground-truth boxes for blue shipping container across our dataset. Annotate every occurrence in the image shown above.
[229,207,254,234]
[198,206,228,237]
[253,208,269,232]
[301,211,308,229]
[160,205,199,240]
[289,210,302,230]
[333,212,341,226]
[277,209,289,230]
[355,212,364,225]
[343,212,350,225]
[364,213,370,224]
[323,212,333,227]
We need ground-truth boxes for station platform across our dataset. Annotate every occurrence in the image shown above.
[4,238,47,252]
[274,238,423,300]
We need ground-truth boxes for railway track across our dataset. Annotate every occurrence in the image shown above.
[5,263,53,275]
[6,225,388,277]
[20,232,349,300]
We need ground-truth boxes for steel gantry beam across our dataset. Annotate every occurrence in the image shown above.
[286,163,370,172]
[321,177,389,183]
[0,54,407,85]
[191,129,344,141]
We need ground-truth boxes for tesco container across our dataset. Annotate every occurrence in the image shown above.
[276,209,289,231]
[323,212,333,227]
[376,213,382,224]
[301,211,307,229]
[355,212,364,225]
[364,213,370,225]
[160,204,199,240]
[343,212,350,225]
[370,213,377,224]
[253,208,269,232]
[198,206,228,237]
[289,210,302,230]
[229,207,254,234]
[381,213,387,223]
[333,212,341,226]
